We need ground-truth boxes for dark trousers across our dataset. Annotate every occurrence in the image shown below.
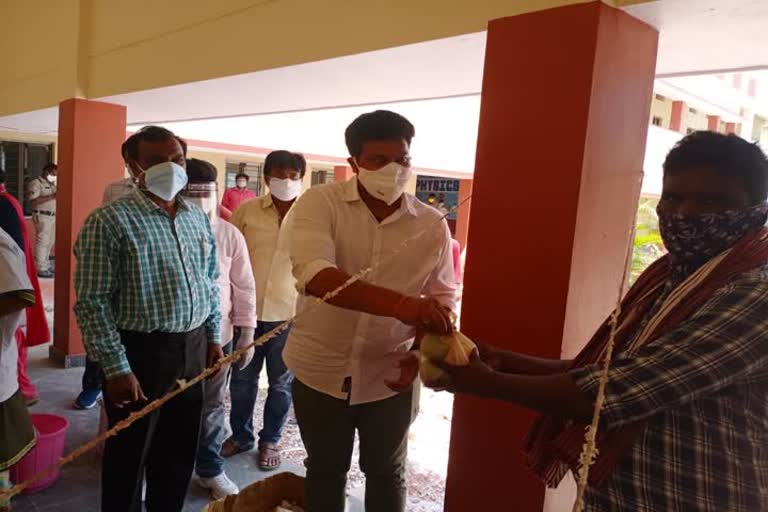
[82,356,103,392]
[292,379,417,512]
[102,327,207,512]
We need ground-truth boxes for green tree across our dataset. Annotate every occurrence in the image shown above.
[631,197,665,283]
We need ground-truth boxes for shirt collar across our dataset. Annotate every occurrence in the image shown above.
[134,189,190,214]
[262,193,274,209]
[344,176,417,217]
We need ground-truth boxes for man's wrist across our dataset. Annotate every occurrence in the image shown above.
[475,369,504,399]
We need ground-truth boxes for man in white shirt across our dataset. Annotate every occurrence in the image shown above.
[285,110,457,512]
[225,150,305,471]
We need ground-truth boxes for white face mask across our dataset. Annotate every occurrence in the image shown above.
[47,175,57,185]
[356,161,412,205]
[139,161,188,202]
[269,178,302,202]
[236,179,247,189]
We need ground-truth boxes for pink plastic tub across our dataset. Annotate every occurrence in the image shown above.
[10,414,69,494]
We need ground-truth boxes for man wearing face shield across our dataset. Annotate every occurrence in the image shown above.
[181,158,257,500]
[285,110,457,512]
[74,126,223,512]
[224,150,304,471]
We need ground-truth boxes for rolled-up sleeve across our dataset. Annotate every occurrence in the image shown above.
[74,212,128,379]
[289,188,338,293]
[571,278,768,430]
[424,222,458,311]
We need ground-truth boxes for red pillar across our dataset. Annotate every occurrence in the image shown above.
[334,165,354,182]
[708,115,721,132]
[454,179,473,250]
[50,99,127,367]
[444,3,657,511]
[670,100,686,133]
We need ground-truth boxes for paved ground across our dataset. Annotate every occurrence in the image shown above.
[8,343,450,512]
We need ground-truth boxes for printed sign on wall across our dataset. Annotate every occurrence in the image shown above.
[415,175,460,221]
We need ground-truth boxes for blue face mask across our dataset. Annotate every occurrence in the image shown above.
[140,162,188,201]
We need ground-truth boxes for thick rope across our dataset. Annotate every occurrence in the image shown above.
[0,193,472,502]
[571,224,637,512]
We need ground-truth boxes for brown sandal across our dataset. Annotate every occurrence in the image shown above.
[258,443,282,471]
[221,437,251,458]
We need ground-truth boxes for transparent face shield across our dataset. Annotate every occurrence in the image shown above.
[182,182,218,221]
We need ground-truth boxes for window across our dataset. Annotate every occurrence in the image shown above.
[652,116,663,127]
[225,161,263,196]
[311,169,333,187]
[0,141,54,216]
[654,94,666,101]
[689,107,698,114]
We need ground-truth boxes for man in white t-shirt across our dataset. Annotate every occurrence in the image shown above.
[285,110,457,512]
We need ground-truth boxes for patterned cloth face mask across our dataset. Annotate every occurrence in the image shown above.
[658,203,768,279]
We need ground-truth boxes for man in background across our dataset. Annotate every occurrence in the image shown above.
[26,163,57,278]
[221,169,257,216]
[224,150,305,471]
[181,158,258,500]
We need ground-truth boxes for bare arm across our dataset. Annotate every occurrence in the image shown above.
[492,349,572,375]
[479,370,592,421]
[437,353,592,422]
[306,267,404,317]
[306,267,452,333]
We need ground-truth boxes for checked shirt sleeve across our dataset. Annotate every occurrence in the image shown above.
[74,211,129,379]
[571,276,768,430]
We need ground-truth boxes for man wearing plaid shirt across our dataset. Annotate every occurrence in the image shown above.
[74,126,223,512]
[436,132,768,511]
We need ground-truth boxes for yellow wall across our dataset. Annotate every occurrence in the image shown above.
[0,0,85,115]
[649,94,673,129]
[0,0,652,117]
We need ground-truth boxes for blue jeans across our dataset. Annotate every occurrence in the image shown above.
[229,321,293,449]
[195,342,233,478]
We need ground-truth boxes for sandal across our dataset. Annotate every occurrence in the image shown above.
[258,443,282,471]
[221,437,251,458]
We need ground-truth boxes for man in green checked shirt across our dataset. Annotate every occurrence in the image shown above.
[74,126,223,512]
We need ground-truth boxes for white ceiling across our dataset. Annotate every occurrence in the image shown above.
[625,0,768,76]
[144,96,482,175]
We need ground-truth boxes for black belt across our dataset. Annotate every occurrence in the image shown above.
[33,210,55,217]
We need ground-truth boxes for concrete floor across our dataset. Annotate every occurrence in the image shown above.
[9,344,366,512]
